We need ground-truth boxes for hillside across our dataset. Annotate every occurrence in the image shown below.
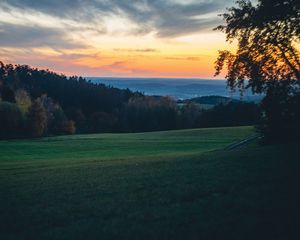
[0,63,262,138]
[183,95,234,105]
[1,126,299,239]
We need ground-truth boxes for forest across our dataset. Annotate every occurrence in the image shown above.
[0,62,259,138]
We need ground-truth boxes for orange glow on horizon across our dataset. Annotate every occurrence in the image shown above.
[1,31,235,78]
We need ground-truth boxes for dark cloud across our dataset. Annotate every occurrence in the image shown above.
[115,0,229,37]
[0,0,231,37]
[1,0,89,19]
[0,23,86,49]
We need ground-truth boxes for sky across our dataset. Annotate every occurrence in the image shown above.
[0,0,237,78]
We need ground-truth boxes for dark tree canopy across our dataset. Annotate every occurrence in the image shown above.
[215,0,300,93]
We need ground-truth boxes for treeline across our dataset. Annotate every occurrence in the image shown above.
[0,62,260,138]
[0,62,136,138]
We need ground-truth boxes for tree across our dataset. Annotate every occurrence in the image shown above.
[15,89,32,114]
[61,120,76,135]
[0,102,23,138]
[1,85,15,103]
[215,0,299,90]
[89,112,116,133]
[197,101,260,128]
[180,102,202,129]
[27,98,48,137]
[215,0,300,141]
[51,107,76,135]
[122,96,178,132]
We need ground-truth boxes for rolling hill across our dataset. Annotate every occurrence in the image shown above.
[0,126,299,239]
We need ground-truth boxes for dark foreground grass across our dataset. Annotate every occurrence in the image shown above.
[0,126,299,239]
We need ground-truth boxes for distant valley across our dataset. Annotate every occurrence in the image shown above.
[89,77,263,102]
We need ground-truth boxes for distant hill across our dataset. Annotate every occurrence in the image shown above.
[183,95,237,105]
[90,78,263,100]
[176,95,240,110]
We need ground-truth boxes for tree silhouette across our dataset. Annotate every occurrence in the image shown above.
[215,0,300,141]
[215,0,299,93]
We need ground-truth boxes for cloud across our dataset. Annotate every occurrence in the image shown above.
[115,0,229,37]
[0,0,231,78]
[0,0,231,38]
[0,48,143,77]
[89,61,162,77]
[0,1,90,19]
[165,56,202,61]
[113,48,158,53]
[0,22,86,49]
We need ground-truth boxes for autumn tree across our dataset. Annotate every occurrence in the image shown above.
[15,89,32,114]
[27,98,48,137]
[215,0,300,141]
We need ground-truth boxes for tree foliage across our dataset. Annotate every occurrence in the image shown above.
[215,0,300,142]
[15,89,32,114]
[121,96,178,132]
[27,98,48,137]
[215,0,300,93]
[0,102,23,137]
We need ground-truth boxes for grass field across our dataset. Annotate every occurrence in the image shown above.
[0,126,254,167]
[1,126,299,239]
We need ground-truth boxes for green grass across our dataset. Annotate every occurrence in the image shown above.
[0,126,254,166]
[1,126,299,239]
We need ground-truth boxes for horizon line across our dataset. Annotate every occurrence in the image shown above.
[86,76,226,81]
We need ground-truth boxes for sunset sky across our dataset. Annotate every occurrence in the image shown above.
[0,0,237,78]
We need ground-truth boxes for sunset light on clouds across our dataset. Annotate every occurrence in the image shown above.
[0,0,236,78]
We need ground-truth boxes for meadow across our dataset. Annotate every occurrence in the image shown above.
[0,126,299,239]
